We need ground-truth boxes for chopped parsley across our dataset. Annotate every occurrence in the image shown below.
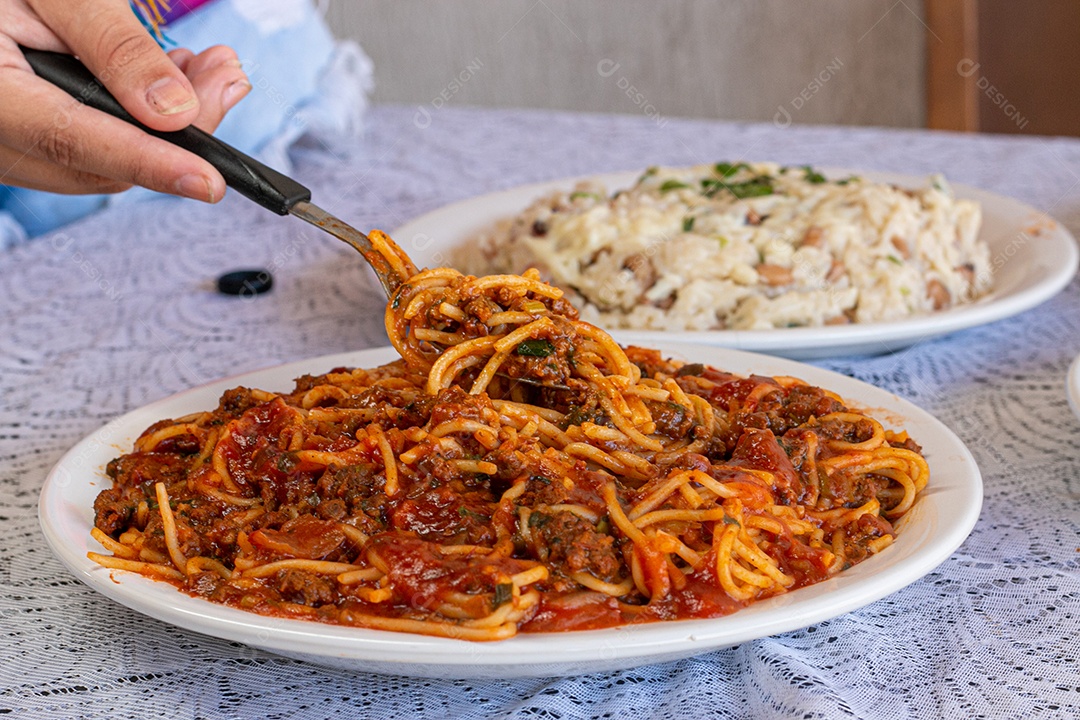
[886,255,903,265]
[458,506,490,522]
[515,338,555,357]
[802,166,827,184]
[563,405,605,427]
[682,216,696,233]
[492,583,513,609]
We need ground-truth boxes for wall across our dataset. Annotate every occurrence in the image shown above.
[324,0,926,128]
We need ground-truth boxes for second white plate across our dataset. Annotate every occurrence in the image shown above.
[392,170,1078,359]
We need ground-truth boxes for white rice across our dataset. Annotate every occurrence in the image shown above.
[454,163,990,331]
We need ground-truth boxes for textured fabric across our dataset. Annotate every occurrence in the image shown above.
[0,0,372,245]
[2,106,1079,719]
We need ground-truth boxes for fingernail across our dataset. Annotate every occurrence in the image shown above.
[222,80,252,111]
[147,77,198,115]
[176,174,216,202]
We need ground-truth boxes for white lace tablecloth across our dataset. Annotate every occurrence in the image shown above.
[3,106,1079,719]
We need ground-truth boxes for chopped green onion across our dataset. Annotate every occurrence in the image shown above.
[516,339,554,357]
[703,175,774,199]
[714,162,748,178]
[569,191,601,201]
[701,178,723,193]
[659,179,690,193]
[682,217,695,232]
[637,166,659,184]
[729,180,774,198]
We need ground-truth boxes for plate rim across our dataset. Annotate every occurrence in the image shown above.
[38,344,983,676]
[391,168,1079,358]
[1068,353,1080,422]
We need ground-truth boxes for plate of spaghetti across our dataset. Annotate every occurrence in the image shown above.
[39,234,982,678]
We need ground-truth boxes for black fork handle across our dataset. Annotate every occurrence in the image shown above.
[20,46,311,215]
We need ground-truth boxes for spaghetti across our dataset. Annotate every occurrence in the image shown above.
[90,231,929,640]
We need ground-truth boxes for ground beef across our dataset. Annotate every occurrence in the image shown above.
[531,511,621,582]
[484,440,539,489]
[492,322,577,387]
[93,486,135,537]
[890,435,923,454]
[316,463,389,533]
[842,513,894,564]
[338,385,414,411]
[105,452,193,490]
[647,400,696,439]
[215,387,261,421]
[276,569,337,606]
[775,385,846,425]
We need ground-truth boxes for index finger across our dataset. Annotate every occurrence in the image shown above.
[26,0,201,131]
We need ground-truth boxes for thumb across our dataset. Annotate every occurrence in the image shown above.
[27,0,201,131]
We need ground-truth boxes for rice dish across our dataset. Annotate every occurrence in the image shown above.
[454,163,990,331]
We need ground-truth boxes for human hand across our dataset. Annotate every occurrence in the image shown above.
[0,0,251,201]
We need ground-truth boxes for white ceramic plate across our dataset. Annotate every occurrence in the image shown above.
[1068,353,1080,421]
[393,171,1078,360]
[39,345,982,679]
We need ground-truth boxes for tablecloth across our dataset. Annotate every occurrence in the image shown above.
[2,106,1078,719]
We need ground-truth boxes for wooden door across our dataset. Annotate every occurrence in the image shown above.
[926,0,1080,135]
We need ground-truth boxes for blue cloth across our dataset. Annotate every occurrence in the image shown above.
[1,0,371,248]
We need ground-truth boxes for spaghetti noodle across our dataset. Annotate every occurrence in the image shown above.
[90,231,928,640]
